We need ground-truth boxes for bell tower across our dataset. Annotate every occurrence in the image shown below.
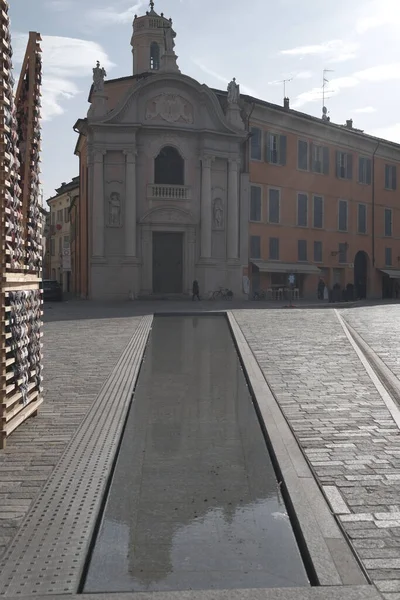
[130,1,179,75]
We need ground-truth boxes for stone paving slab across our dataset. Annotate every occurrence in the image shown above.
[234,308,400,600]
[0,302,143,560]
[341,305,400,382]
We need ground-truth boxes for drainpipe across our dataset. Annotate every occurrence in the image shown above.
[372,141,380,268]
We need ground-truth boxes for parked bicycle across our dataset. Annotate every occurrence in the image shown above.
[252,290,267,301]
[211,287,234,300]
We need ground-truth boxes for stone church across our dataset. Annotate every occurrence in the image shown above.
[74,1,249,300]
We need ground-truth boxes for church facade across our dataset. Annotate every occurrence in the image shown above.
[74,3,250,300]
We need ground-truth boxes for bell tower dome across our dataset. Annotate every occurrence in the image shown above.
[130,1,179,75]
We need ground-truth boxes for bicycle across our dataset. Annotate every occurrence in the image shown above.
[211,287,234,300]
[252,290,267,301]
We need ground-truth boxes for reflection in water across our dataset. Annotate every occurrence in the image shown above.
[83,317,309,593]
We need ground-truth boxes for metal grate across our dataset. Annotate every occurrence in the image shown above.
[0,315,152,596]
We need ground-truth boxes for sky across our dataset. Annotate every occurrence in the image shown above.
[9,0,400,202]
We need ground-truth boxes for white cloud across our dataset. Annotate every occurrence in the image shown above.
[292,63,400,109]
[13,34,114,120]
[45,0,74,10]
[192,60,258,97]
[280,39,358,63]
[295,71,313,80]
[356,0,400,33]
[370,123,400,143]
[354,106,377,114]
[86,2,145,25]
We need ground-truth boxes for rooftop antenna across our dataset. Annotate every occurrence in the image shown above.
[322,68,334,112]
[282,76,293,99]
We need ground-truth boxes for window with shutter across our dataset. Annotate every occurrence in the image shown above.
[266,133,286,165]
[313,195,323,228]
[358,204,367,234]
[385,208,393,236]
[297,193,308,227]
[338,200,348,231]
[337,151,352,179]
[385,165,397,190]
[268,188,280,224]
[250,186,262,221]
[359,157,372,184]
[250,236,261,259]
[269,237,279,260]
[279,135,287,166]
[298,240,307,261]
[298,140,308,170]
[250,128,262,160]
[385,247,392,266]
[313,241,322,263]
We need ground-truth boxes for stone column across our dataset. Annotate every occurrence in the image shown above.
[92,150,105,258]
[200,155,213,259]
[227,158,240,260]
[124,150,137,258]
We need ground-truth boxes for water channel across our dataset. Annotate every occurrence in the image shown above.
[83,316,309,593]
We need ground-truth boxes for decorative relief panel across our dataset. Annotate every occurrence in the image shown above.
[141,207,193,225]
[145,94,194,124]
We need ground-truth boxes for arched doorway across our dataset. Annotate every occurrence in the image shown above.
[354,251,368,299]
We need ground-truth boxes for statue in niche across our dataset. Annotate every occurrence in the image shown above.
[92,61,107,93]
[107,191,121,227]
[213,198,224,230]
[227,77,240,104]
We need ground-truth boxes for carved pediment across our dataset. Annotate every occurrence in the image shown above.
[145,93,194,124]
[141,207,193,225]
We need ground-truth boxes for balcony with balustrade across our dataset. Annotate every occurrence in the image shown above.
[147,184,191,201]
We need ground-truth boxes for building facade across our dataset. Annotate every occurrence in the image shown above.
[74,4,249,300]
[246,101,400,300]
[46,177,79,291]
[72,1,400,302]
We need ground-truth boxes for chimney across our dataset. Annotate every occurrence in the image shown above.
[346,119,353,129]
[284,97,290,110]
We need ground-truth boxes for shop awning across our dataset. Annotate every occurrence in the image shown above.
[380,269,400,279]
[251,261,321,275]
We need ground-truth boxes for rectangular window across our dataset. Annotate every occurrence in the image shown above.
[64,207,70,223]
[266,133,287,165]
[250,127,262,160]
[385,208,393,237]
[51,211,55,225]
[269,237,279,260]
[339,243,347,264]
[298,239,307,262]
[57,209,63,223]
[297,193,308,227]
[268,188,280,224]
[313,195,323,228]
[311,144,329,175]
[358,203,367,234]
[63,235,70,248]
[250,186,262,221]
[358,157,372,184]
[336,150,353,180]
[385,164,397,190]
[50,239,55,256]
[338,199,348,232]
[250,235,261,259]
[314,241,322,263]
[385,247,392,266]
[298,140,308,171]
[58,236,62,255]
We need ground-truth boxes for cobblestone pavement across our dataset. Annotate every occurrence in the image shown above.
[0,301,143,559]
[234,308,400,600]
[342,304,400,381]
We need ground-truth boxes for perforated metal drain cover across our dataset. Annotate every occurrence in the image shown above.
[0,316,152,597]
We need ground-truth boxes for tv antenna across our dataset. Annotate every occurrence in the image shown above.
[282,76,293,98]
[322,69,334,110]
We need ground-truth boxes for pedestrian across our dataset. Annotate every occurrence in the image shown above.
[192,279,200,301]
[317,278,325,300]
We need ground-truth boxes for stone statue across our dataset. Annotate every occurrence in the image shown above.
[108,191,121,227]
[227,77,240,104]
[93,61,107,93]
[164,25,176,52]
[213,198,224,229]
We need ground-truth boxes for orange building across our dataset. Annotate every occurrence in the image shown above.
[244,96,400,301]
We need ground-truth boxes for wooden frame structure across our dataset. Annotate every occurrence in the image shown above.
[0,1,43,449]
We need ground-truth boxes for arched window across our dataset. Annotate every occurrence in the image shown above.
[155,146,184,185]
[150,42,160,70]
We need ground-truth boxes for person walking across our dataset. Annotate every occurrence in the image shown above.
[317,278,325,300]
[192,279,200,301]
